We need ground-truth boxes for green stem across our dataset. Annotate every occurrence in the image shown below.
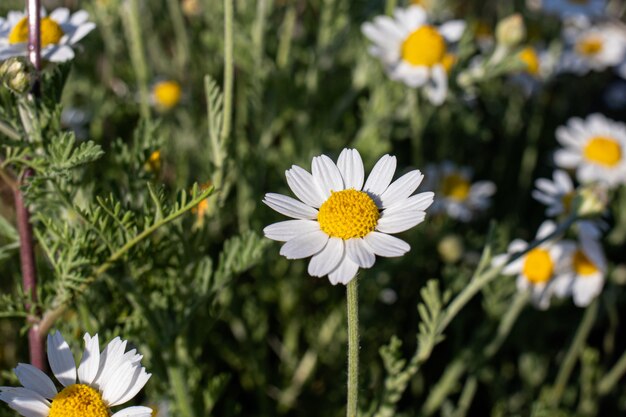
[484,290,530,358]
[121,0,150,120]
[167,362,196,417]
[166,0,190,74]
[276,5,296,69]
[385,0,397,15]
[551,299,599,407]
[0,120,21,141]
[221,0,234,143]
[598,348,626,395]
[347,278,359,417]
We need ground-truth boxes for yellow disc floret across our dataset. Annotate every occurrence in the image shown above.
[584,136,622,167]
[9,17,64,47]
[518,47,540,76]
[153,80,182,110]
[401,25,447,67]
[317,189,379,239]
[576,36,603,57]
[573,250,598,276]
[522,248,553,284]
[441,173,470,201]
[49,384,109,417]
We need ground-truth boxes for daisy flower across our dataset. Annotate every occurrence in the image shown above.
[0,331,152,417]
[559,21,626,76]
[554,113,626,188]
[493,220,571,310]
[361,6,466,105]
[558,231,607,306]
[425,161,496,222]
[0,8,95,62]
[263,148,434,285]
[532,169,576,217]
[151,80,182,111]
[539,0,607,18]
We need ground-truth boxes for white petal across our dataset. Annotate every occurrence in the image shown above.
[111,406,154,417]
[47,332,77,387]
[308,237,344,277]
[345,238,376,268]
[363,155,397,199]
[379,170,424,208]
[14,364,57,399]
[337,149,365,190]
[424,65,448,106]
[383,192,434,216]
[312,155,344,196]
[376,209,426,234]
[263,220,320,242]
[78,333,100,385]
[363,232,410,257]
[68,22,96,44]
[536,220,557,240]
[439,20,466,42]
[49,8,70,23]
[285,165,326,207]
[101,360,138,405]
[94,337,127,389]
[43,45,75,62]
[70,10,90,25]
[327,254,360,285]
[263,193,318,220]
[279,231,329,259]
[109,368,151,406]
[554,149,582,168]
[572,275,604,307]
[1,395,49,417]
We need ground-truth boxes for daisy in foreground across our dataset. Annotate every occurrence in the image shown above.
[0,8,95,62]
[560,231,607,307]
[0,332,152,417]
[554,113,626,188]
[361,6,465,105]
[263,148,434,285]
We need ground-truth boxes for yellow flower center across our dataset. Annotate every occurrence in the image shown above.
[576,36,603,57]
[49,384,109,417]
[317,189,380,239]
[518,47,540,76]
[401,25,447,67]
[441,53,457,73]
[522,248,554,284]
[573,249,598,276]
[9,16,64,47]
[583,136,622,166]
[145,150,162,173]
[153,81,182,109]
[441,174,470,201]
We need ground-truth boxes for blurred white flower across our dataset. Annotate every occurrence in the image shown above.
[554,113,626,188]
[0,8,95,62]
[0,331,152,417]
[425,161,496,222]
[493,221,571,310]
[263,148,434,285]
[533,169,575,217]
[361,6,466,105]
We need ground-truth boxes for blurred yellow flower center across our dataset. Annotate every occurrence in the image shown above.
[441,174,470,201]
[573,249,598,276]
[153,81,182,109]
[584,136,621,166]
[9,17,64,47]
[523,248,553,284]
[145,150,162,173]
[442,53,457,73]
[49,384,109,417]
[317,189,379,239]
[576,36,603,56]
[402,25,446,67]
[518,47,540,75]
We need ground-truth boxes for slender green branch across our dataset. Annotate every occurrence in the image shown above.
[347,278,359,417]
[221,0,234,143]
[166,0,190,73]
[551,299,599,407]
[37,186,214,335]
[484,290,530,358]
[0,120,21,141]
[168,360,196,417]
[121,0,150,120]
[598,347,626,395]
[453,376,478,417]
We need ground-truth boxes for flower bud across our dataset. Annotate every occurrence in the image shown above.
[437,234,464,264]
[495,14,526,48]
[0,57,35,95]
[574,184,608,218]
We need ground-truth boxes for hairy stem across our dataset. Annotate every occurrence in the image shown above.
[347,278,359,417]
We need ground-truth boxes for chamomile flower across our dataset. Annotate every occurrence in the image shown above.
[263,148,434,285]
[0,331,152,417]
[0,8,95,62]
[493,221,571,310]
[540,0,607,18]
[532,169,576,217]
[559,21,626,76]
[425,162,496,222]
[361,6,466,105]
[554,113,626,188]
[151,80,182,111]
[559,232,607,306]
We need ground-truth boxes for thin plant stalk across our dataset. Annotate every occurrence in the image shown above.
[221,0,234,143]
[347,278,359,417]
[598,346,626,395]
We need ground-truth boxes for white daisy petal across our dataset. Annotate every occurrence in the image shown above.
[384,192,434,215]
[312,155,344,196]
[14,364,57,399]
[379,170,424,208]
[263,193,318,220]
[111,406,155,417]
[376,209,426,234]
[328,254,360,285]
[280,231,329,259]
[68,22,96,44]
[49,8,70,23]
[78,333,100,385]
[364,155,397,198]
[109,367,151,406]
[47,332,77,387]
[438,20,466,42]
[363,232,410,257]
[286,165,326,207]
[264,220,320,242]
[308,237,344,277]
[43,45,75,62]
[1,395,50,417]
[337,148,365,190]
[345,238,376,268]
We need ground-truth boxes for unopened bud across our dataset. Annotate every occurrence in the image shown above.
[574,184,608,218]
[0,57,34,95]
[437,234,464,264]
[496,14,526,48]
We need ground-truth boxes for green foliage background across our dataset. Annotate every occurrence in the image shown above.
[0,0,626,416]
